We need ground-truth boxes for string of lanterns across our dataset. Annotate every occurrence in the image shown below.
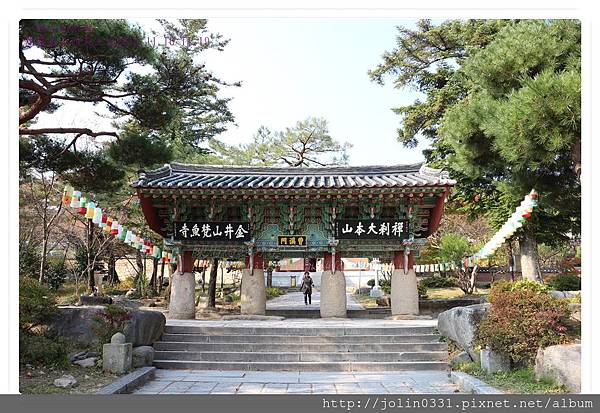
[416,189,539,271]
[61,185,178,264]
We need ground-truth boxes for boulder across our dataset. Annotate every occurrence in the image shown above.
[376,295,391,307]
[132,346,155,368]
[49,306,105,346]
[480,348,511,373]
[450,351,473,367]
[79,295,113,306]
[54,374,78,389]
[51,306,166,347]
[73,357,97,368]
[123,310,166,346]
[569,303,581,322]
[535,343,581,392]
[355,287,371,295]
[437,303,491,360]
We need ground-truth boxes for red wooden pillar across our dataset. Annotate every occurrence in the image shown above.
[393,250,414,270]
[323,252,343,271]
[177,250,194,273]
[245,252,264,269]
[304,257,317,272]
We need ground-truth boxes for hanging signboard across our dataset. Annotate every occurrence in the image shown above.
[334,219,410,240]
[173,221,251,241]
[277,235,307,247]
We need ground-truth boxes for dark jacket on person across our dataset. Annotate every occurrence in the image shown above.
[301,276,313,294]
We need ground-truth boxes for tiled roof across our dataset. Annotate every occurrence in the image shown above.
[132,162,455,190]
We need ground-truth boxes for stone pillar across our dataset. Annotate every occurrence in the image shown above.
[241,253,266,315]
[103,332,132,374]
[391,250,419,315]
[168,250,196,319]
[320,252,347,318]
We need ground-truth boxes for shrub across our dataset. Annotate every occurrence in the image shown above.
[19,244,41,279]
[19,277,59,332]
[379,279,391,294]
[92,304,132,350]
[46,259,68,291]
[548,274,581,291]
[367,279,375,287]
[420,275,457,289]
[266,287,283,299]
[417,282,428,299]
[20,332,69,368]
[488,279,549,303]
[477,289,571,365]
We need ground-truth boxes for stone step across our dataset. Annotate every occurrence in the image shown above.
[154,350,448,362]
[154,341,447,353]
[159,333,442,344]
[152,359,449,372]
[163,325,436,336]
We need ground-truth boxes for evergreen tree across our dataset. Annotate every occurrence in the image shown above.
[372,20,581,281]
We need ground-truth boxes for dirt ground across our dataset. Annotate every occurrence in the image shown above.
[19,364,125,394]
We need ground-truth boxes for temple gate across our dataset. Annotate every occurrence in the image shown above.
[133,163,455,319]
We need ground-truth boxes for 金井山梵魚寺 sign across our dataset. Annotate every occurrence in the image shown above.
[335,219,409,240]
[277,235,307,247]
[173,221,251,241]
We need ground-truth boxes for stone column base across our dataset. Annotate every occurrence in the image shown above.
[168,271,196,319]
[391,268,419,316]
[241,269,266,315]
[320,270,347,318]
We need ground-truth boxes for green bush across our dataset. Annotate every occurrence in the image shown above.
[20,332,69,368]
[46,259,68,291]
[418,282,428,299]
[488,279,549,303]
[266,287,284,299]
[477,288,571,365]
[19,244,41,279]
[367,279,375,287]
[420,275,457,288]
[19,277,59,332]
[548,274,581,291]
[379,279,391,294]
[92,305,132,351]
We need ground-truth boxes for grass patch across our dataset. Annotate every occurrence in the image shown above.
[427,287,490,300]
[353,293,379,308]
[455,362,567,394]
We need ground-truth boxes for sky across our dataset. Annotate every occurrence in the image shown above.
[34,19,431,166]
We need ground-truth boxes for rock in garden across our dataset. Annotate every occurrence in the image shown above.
[376,295,391,307]
[123,310,166,347]
[480,347,511,373]
[132,346,154,368]
[569,303,581,321]
[535,343,581,392]
[54,374,78,388]
[79,295,113,305]
[73,357,97,368]
[125,289,136,298]
[450,351,472,367]
[49,306,106,347]
[437,303,490,360]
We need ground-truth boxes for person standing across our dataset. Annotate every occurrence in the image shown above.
[300,271,313,305]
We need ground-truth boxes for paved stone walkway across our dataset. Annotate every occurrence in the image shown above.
[266,291,364,310]
[165,317,437,328]
[133,370,461,394]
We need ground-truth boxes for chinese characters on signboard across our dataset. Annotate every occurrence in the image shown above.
[277,235,307,247]
[334,219,409,240]
[173,222,251,241]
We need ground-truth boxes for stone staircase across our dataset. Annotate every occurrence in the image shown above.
[153,324,449,372]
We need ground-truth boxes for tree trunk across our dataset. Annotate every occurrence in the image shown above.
[150,257,159,295]
[108,252,119,284]
[520,231,543,282]
[201,267,206,292]
[136,251,144,295]
[159,260,165,293]
[87,219,95,292]
[206,258,218,308]
[38,237,48,284]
